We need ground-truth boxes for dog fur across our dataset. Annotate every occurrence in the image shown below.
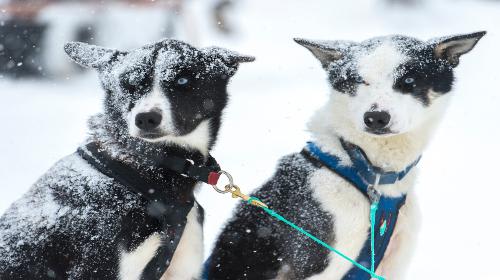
[0,39,253,279]
[206,32,485,280]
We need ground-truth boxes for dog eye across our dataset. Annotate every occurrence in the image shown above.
[120,80,136,93]
[405,77,415,84]
[355,76,365,84]
[177,77,189,85]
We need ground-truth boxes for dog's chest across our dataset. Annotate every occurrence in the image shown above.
[306,168,371,279]
[305,168,413,280]
[118,204,203,280]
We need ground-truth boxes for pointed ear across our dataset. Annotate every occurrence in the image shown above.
[203,47,255,66]
[229,54,256,63]
[294,38,347,69]
[64,42,125,69]
[432,31,486,67]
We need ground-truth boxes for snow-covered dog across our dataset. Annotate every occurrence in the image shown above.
[206,32,485,280]
[0,39,253,279]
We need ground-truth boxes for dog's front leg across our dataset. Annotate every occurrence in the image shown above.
[161,204,204,280]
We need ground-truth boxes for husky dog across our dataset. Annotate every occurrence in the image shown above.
[0,39,253,279]
[206,32,485,280]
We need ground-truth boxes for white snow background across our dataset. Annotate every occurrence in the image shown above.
[1,0,499,278]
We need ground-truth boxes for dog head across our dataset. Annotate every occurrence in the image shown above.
[296,32,485,137]
[64,39,254,153]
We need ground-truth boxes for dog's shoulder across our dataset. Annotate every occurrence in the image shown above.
[262,153,317,188]
[0,152,142,277]
[43,153,136,206]
[213,152,334,279]
[250,152,333,230]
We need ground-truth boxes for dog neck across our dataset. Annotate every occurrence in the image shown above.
[86,114,211,175]
[307,95,441,174]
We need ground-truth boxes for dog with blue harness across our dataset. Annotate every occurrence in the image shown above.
[302,141,419,279]
[205,32,485,279]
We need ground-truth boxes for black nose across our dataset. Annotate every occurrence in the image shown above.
[135,111,162,131]
[364,111,391,130]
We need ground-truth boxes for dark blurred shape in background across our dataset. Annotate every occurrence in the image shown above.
[0,0,237,78]
[0,18,46,78]
[213,0,233,34]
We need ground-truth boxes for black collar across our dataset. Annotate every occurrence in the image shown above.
[77,141,220,280]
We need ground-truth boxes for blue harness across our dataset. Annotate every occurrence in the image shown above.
[303,141,421,279]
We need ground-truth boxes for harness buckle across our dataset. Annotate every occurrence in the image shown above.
[368,173,381,203]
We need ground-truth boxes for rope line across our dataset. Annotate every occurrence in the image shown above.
[370,203,378,273]
[247,197,385,280]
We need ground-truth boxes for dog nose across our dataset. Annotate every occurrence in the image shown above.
[364,111,391,130]
[135,111,162,131]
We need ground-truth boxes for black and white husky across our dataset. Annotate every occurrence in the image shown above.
[206,32,485,280]
[0,39,253,279]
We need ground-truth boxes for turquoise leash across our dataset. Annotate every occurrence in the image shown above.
[247,197,385,280]
[370,202,379,273]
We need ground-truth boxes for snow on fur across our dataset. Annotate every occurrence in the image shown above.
[0,153,139,277]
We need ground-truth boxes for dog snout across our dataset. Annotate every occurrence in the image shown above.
[135,111,162,131]
[364,111,391,130]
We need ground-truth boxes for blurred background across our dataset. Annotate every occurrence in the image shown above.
[0,0,499,279]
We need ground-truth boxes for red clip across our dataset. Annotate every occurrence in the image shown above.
[207,172,221,185]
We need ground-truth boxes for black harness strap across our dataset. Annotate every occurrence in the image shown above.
[77,142,220,280]
[159,153,221,185]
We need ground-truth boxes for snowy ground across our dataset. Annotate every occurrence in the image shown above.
[1,0,500,279]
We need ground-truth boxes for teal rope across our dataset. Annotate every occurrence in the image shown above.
[370,202,379,273]
[247,197,385,280]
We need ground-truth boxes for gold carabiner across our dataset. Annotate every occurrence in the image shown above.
[228,185,268,208]
[209,170,268,208]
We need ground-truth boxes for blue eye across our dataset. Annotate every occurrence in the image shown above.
[177,77,188,85]
[355,76,365,84]
[405,77,415,84]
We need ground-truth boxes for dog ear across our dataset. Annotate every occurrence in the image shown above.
[294,38,346,69]
[228,53,256,64]
[203,47,255,68]
[64,42,125,69]
[432,31,486,67]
